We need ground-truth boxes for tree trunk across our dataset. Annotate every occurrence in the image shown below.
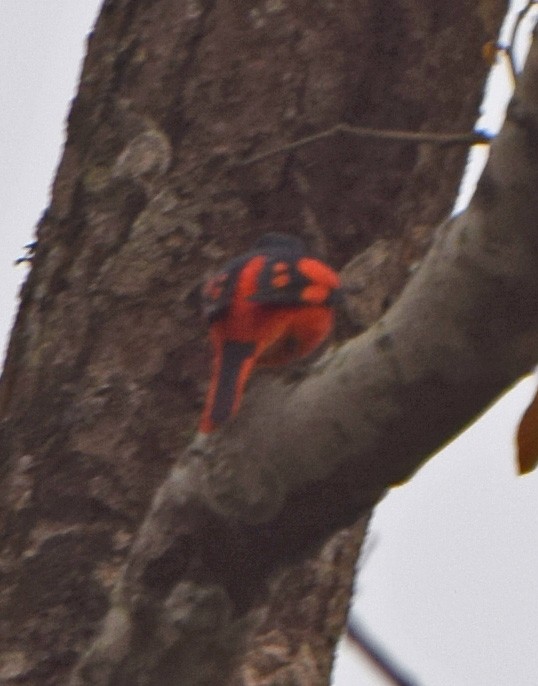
[0,1,510,684]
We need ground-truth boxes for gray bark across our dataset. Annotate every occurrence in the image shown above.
[0,1,512,684]
[72,27,538,685]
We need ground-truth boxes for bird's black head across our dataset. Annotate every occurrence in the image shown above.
[254,232,306,255]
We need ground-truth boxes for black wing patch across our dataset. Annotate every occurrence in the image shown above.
[202,267,237,321]
[202,233,311,318]
[202,249,260,321]
[249,256,310,307]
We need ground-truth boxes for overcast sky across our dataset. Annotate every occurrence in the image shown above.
[1,2,537,685]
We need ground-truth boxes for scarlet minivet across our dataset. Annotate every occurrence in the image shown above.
[199,232,341,433]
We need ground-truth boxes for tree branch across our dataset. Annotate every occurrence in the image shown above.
[208,25,538,508]
[346,617,419,686]
[229,123,491,169]
[501,0,538,82]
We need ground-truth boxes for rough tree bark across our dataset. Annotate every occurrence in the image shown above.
[0,1,513,685]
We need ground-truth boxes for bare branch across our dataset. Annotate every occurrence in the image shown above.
[499,0,537,83]
[346,616,420,686]
[229,123,491,169]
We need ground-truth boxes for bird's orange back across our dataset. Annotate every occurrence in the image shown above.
[199,233,341,433]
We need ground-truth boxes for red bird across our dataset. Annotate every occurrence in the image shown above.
[199,233,341,433]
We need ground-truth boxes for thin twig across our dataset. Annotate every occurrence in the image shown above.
[229,123,492,169]
[14,241,37,266]
[501,0,538,83]
[346,616,421,686]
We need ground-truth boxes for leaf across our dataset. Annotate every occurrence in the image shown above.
[516,388,538,474]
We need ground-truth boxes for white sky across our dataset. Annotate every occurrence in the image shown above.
[0,3,537,685]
